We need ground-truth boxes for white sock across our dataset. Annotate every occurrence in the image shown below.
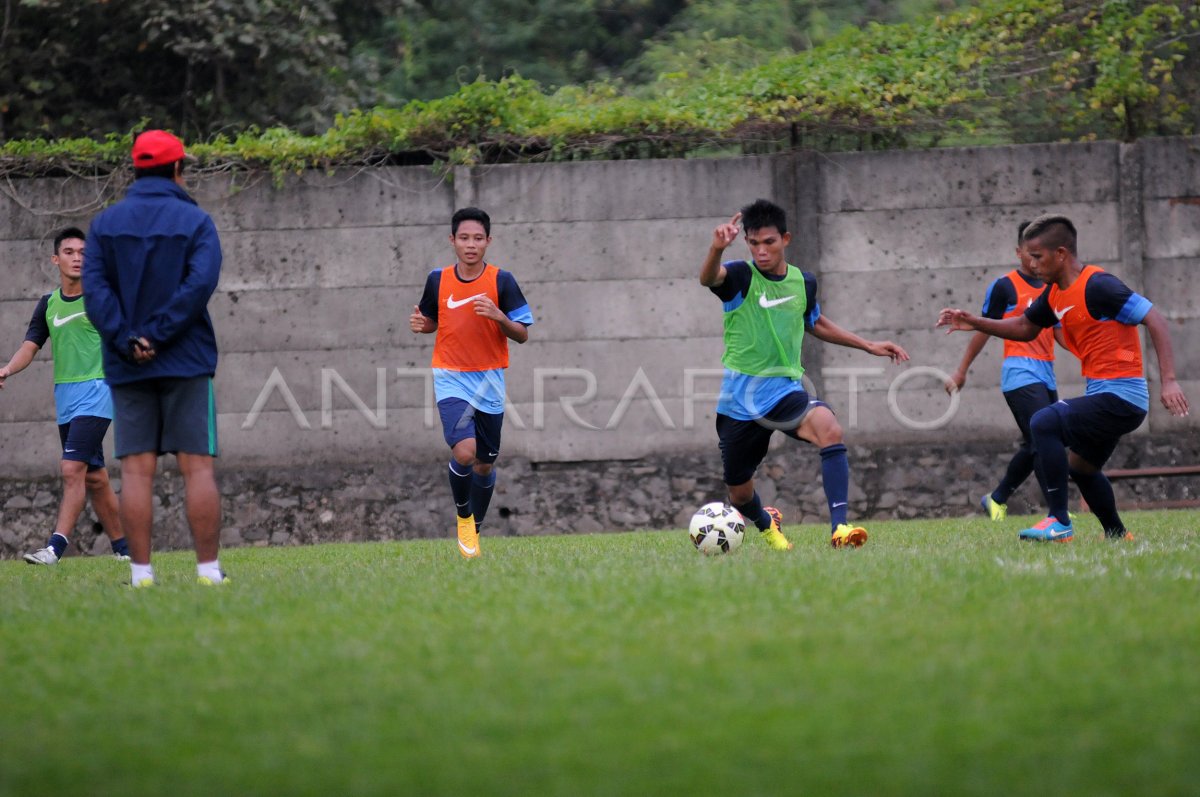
[197,560,223,582]
[130,563,155,585]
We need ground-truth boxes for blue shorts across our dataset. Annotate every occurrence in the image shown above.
[58,415,110,471]
[112,377,218,458]
[438,398,503,464]
[715,391,828,486]
[1038,392,1146,469]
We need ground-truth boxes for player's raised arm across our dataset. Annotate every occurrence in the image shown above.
[810,315,909,364]
[936,308,1041,342]
[699,212,741,288]
[1142,307,1189,416]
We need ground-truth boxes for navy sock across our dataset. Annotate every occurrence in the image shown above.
[48,532,68,558]
[471,470,496,529]
[1029,409,1071,525]
[733,493,772,531]
[994,446,1036,505]
[448,460,473,519]
[110,537,129,557]
[1071,469,1123,534]
[820,444,850,530]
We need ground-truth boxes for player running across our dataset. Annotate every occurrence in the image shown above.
[944,221,1062,520]
[0,227,129,564]
[938,213,1189,542]
[410,207,534,559]
[701,199,909,549]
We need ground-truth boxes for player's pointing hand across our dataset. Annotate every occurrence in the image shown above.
[712,212,742,251]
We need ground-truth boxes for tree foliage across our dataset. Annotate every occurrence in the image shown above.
[1,0,1198,182]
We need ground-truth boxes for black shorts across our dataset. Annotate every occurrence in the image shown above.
[716,391,827,486]
[112,376,219,458]
[437,398,503,464]
[58,415,110,471]
[1038,392,1146,469]
[1002,382,1058,444]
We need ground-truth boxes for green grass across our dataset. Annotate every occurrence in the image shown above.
[3,511,1199,797]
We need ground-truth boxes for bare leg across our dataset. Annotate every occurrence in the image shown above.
[177,453,221,562]
[54,459,89,538]
[119,452,157,566]
[85,468,125,543]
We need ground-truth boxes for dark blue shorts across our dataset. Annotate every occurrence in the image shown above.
[715,391,828,486]
[438,398,503,464]
[1038,392,1146,469]
[58,415,110,471]
[112,376,218,458]
[1002,382,1058,445]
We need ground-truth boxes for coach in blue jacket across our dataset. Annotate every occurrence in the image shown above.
[83,129,227,588]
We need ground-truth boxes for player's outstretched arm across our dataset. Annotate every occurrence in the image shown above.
[0,341,40,389]
[699,212,741,288]
[945,331,989,395]
[810,316,909,364]
[409,305,436,334]
[936,308,1040,342]
[1142,307,1189,416]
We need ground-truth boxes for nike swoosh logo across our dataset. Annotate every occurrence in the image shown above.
[458,540,478,556]
[831,502,847,508]
[52,311,87,327]
[446,293,484,309]
[1053,305,1074,321]
[758,294,796,309]
[1048,529,1072,538]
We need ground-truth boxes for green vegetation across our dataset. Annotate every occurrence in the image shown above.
[1,0,1197,181]
[3,510,1199,795]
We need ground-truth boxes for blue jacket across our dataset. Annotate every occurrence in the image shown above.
[83,177,222,385]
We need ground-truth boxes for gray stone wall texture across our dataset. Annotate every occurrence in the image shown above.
[1,137,1198,556]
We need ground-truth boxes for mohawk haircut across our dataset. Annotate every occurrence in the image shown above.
[1022,214,1077,255]
[1017,220,1031,244]
[740,199,787,236]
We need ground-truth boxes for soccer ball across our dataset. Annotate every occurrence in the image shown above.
[688,502,745,555]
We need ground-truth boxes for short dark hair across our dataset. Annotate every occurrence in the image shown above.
[134,162,181,180]
[740,198,787,235]
[452,207,491,237]
[1022,214,1077,255]
[54,227,86,254]
[1017,220,1031,244]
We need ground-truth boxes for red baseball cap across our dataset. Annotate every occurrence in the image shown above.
[131,130,190,168]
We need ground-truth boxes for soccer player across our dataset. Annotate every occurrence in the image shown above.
[943,221,1061,521]
[83,129,225,586]
[0,228,129,564]
[937,213,1189,542]
[410,207,534,559]
[701,199,909,549]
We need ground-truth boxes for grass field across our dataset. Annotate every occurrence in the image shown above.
[2,510,1199,797]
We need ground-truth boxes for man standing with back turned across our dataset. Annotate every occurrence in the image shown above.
[83,130,226,587]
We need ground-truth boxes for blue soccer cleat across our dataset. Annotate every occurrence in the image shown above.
[1018,517,1073,543]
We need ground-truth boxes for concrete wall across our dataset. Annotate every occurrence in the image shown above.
[1,138,1198,477]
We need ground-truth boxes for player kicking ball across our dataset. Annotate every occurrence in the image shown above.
[938,213,1189,542]
[701,199,909,549]
[410,207,534,558]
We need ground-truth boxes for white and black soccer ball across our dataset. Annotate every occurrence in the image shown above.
[688,502,745,555]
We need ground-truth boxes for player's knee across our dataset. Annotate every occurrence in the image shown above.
[1029,407,1061,438]
[84,469,108,491]
[60,459,87,484]
[451,441,477,467]
[473,462,494,477]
